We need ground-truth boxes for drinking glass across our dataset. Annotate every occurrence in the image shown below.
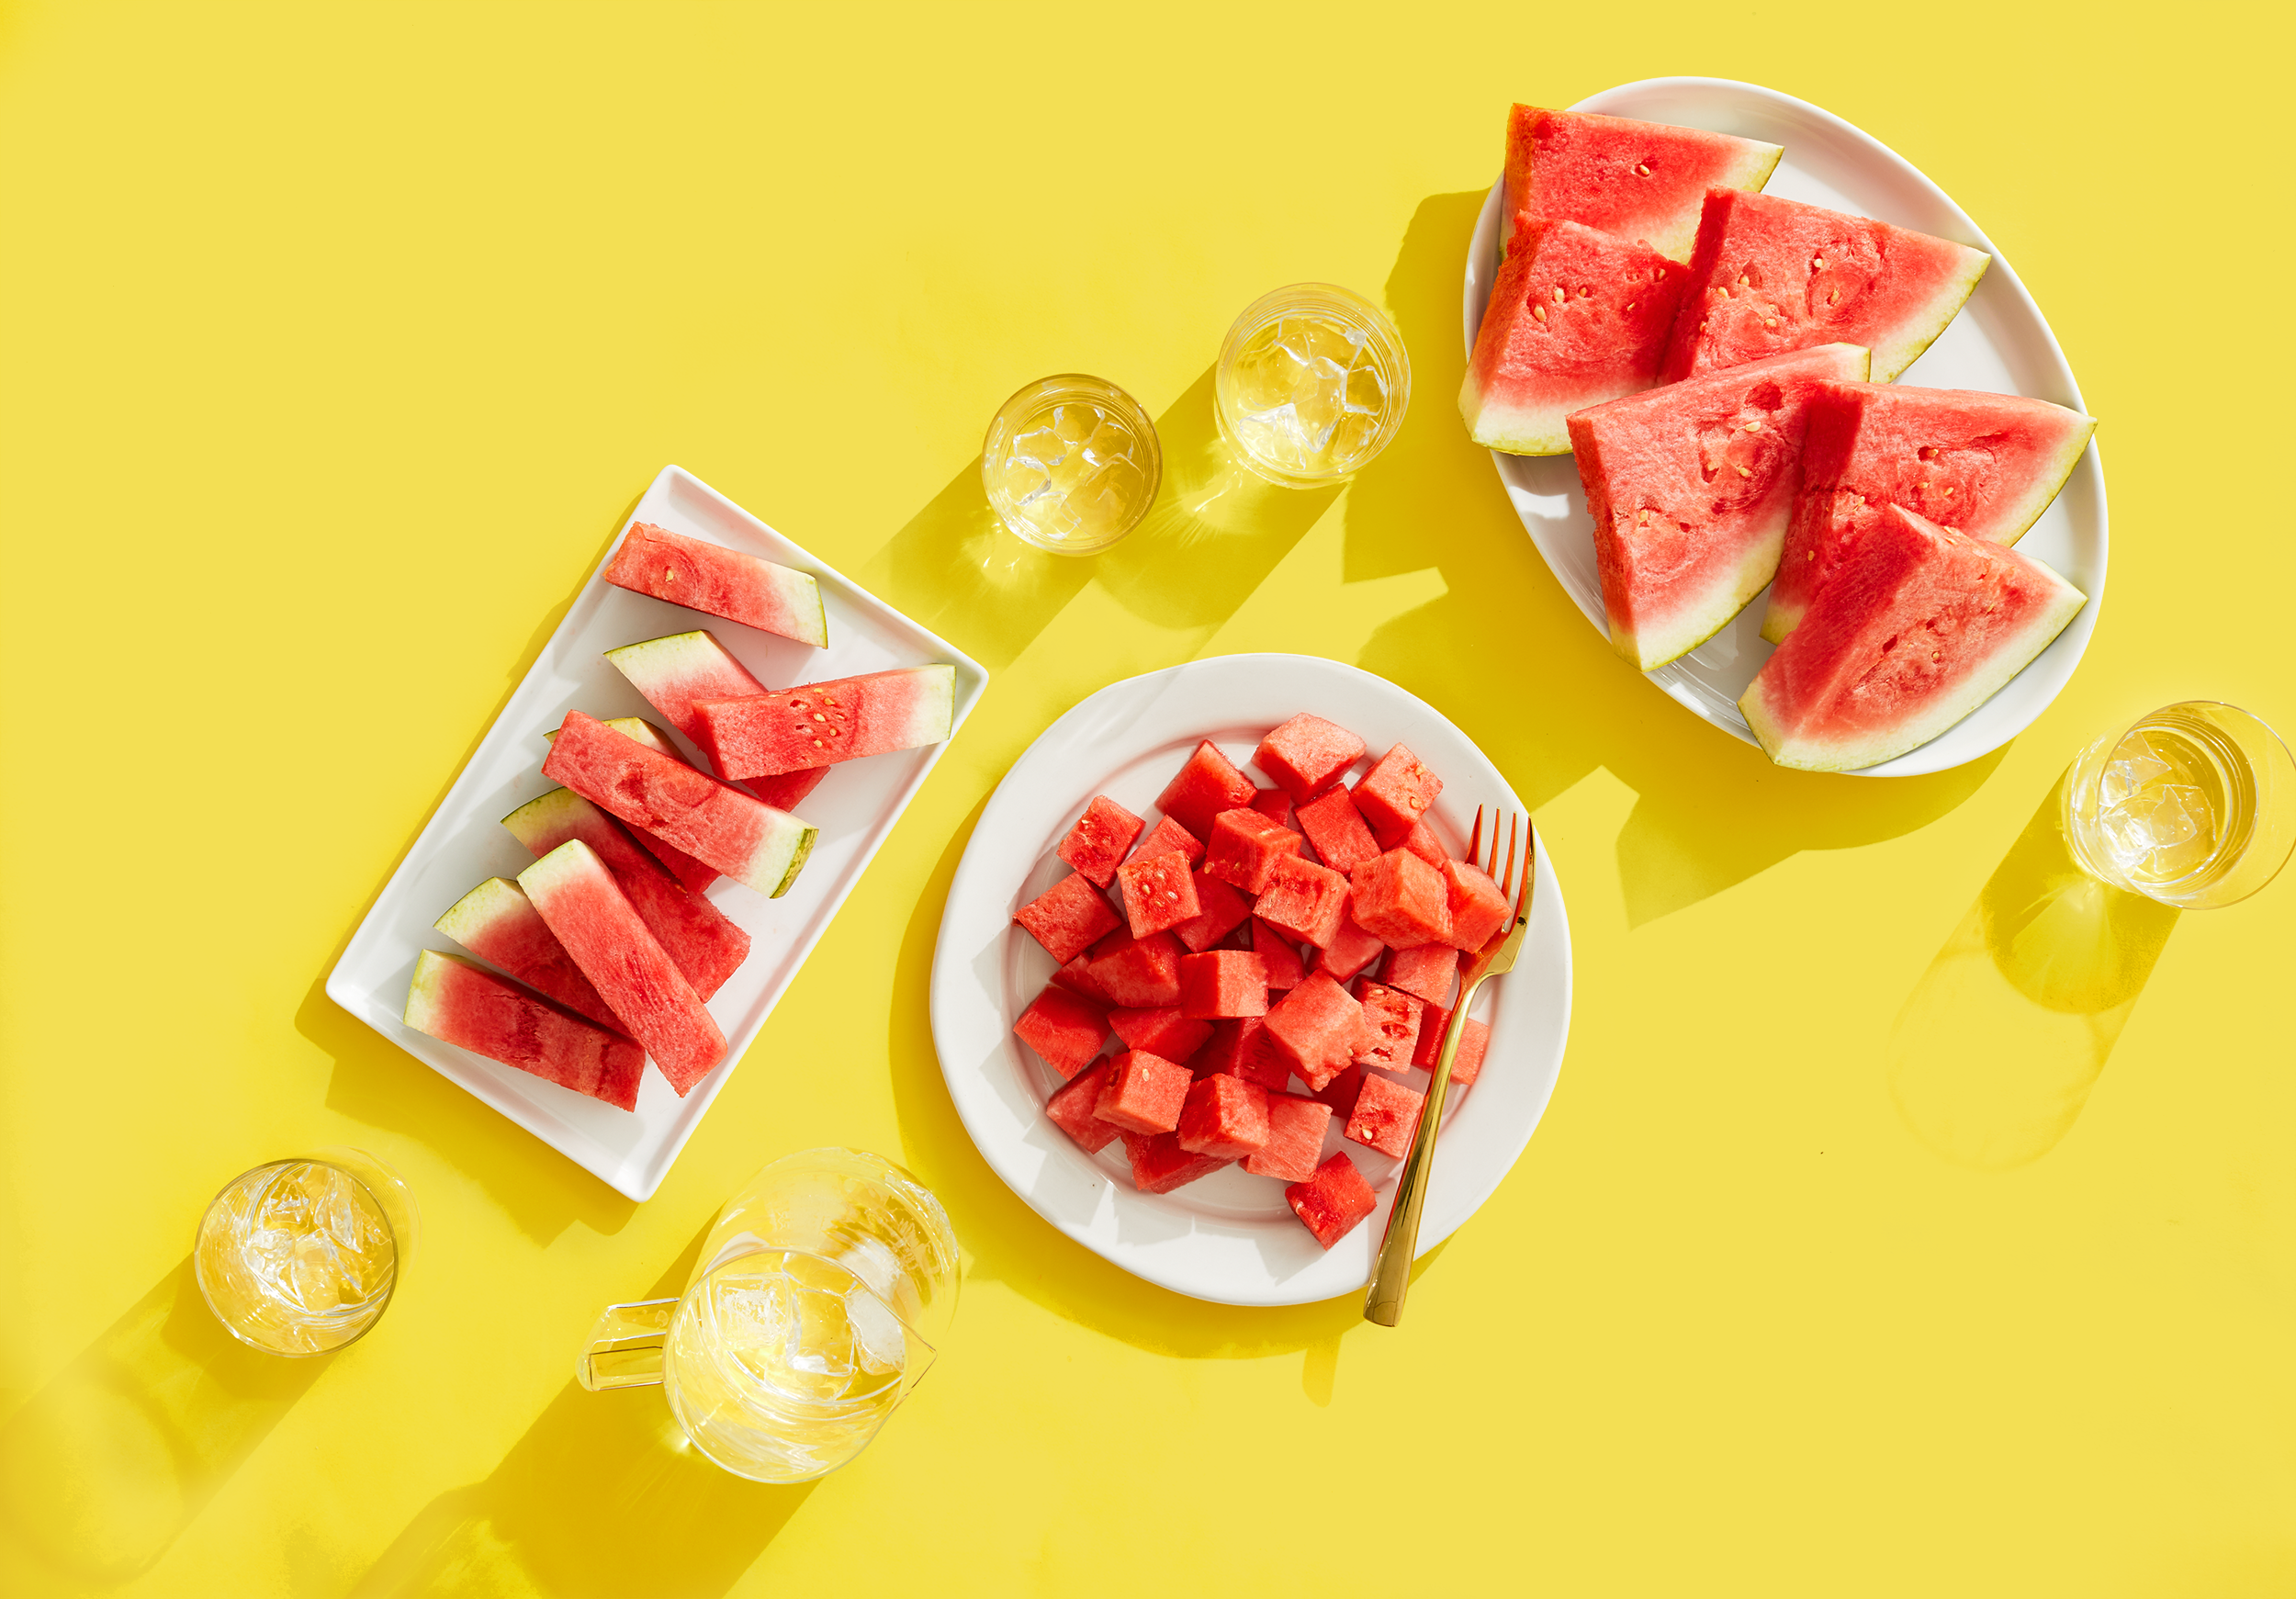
[578,1148,960,1483]
[193,1146,418,1357]
[1213,282,1411,488]
[981,374,1163,554]
[2062,701,2295,908]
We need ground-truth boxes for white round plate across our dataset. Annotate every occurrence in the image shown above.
[1462,77,2109,776]
[929,655,1571,1306]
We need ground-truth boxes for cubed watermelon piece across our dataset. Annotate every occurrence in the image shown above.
[1177,951,1268,1019]
[1345,1070,1424,1159]
[1109,1006,1212,1064]
[1244,1093,1334,1181]
[1352,745,1442,837]
[404,951,644,1111]
[1286,1153,1378,1250]
[518,839,726,1092]
[1057,794,1144,887]
[1255,714,1367,801]
[1116,851,1200,939]
[1252,918,1306,991]
[1412,1005,1491,1086]
[1204,808,1304,895]
[1130,816,1203,865]
[603,523,829,647]
[1310,915,1386,985]
[1349,849,1454,948]
[1295,787,1380,874]
[500,787,752,1001]
[1014,985,1110,1079]
[544,712,816,898]
[1262,968,1370,1092]
[1193,1017,1292,1092]
[1121,1130,1232,1195]
[1441,857,1512,952]
[1045,1057,1121,1154]
[1250,788,1298,830]
[1094,1050,1194,1133]
[1353,980,1425,1073]
[433,877,622,1030]
[1171,869,1252,953]
[1381,944,1458,1007]
[1051,952,1115,1005]
[1156,740,1257,839]
[1015,873,1125,963]
[694,665,956,781]
[1085,929,1184,1008]
[1375,816,1448,867]
[1254,855,1351,949]
[1176,1073,1271,1159]
[1311,1062,1368,1119]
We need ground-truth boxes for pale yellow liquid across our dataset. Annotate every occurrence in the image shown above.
[2070,709,2254,895]
[1218,311,1399,480]
[194,1160,396,1356]
[985,398,1157,550]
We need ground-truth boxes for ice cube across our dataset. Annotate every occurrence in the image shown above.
[845,1288,907,1377]
[1051,403,1099,444]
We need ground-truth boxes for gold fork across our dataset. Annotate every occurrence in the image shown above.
[1364,805,1536,1326]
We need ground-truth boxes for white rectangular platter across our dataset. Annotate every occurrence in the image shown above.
[326,464,988,1199]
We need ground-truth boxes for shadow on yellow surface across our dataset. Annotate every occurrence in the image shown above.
[0,1261,327,1592]
[1346,191,2001,923]
[1889,775,2179,1168]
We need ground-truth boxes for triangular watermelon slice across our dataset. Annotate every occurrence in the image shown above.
[1503,106,1782,263]
[1739,505,2086,772]
[1660,189,1989,384]
[1461,220,1690,456]
[1760,382,2097,642]
[1568,343,1871,670]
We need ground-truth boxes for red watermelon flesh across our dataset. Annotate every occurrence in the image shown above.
[1381,943,1458,1008]
[1310,914,1386,985]
[1262,969,1370,1092]
[1129,816,1202,866]
[1295,786,1379,874]
[1570,343,1872,670]
[1286,1152,1378,1250]
[1353,979,1426,1074]
[517,840,726,1092]
[404,951,645,1111]
[1504,104,1783,264]
[1250,789,1297,830]
[1413,1005,1491,1086]
[1109,1006,1212,1064]
[604,631,831,806]
[1311,1062,1368,1119]
[1660,189,1989,384]
[1254,714,1366,801]
[1094,1050,1194,1134]
[1353,746,1441,837]
[1762,382,2099,643]
[1194,1018,1292,1092]
[1046,1058,1122,1154]
[1156,741,1257,839]
[544,715,720,891]
[1740,504,2086,772]
[1349,849,1453,948]
[1014,873,1123,964]
[603,523,827,648]
[1252,918,1306,991]
[1461,219,1691,456]
[1058,794,1144,887]
[1441,857,1512,952]
[499,787,751,1000]
[1176,1074,1271,1160]
[543,713,816,898]
[1253,855,1351,950]
[1171,868,1251,954]
[1051,952,1115,1006]
[1116,851,1200,939]
[1085,929,1185,1008]
[1204,807,1302,895]
[1121,1130,1232,1196]
[1379,816,1448,867]
[433,877,622,1030]
[694,666,955,781]
[1244,1094,1334,1182]
[1345,1071,1425,1160]
[1177,951,1268,1019]
[1014,985,1110,1079]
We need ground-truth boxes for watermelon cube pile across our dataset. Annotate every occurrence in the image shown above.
[1009,715,1510,1252]
[404,533,966,1111]
[1460,103,2095,768]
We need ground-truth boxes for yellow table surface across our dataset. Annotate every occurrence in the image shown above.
[6,3,2293,1593]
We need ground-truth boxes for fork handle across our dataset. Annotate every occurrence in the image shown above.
[1363,975,1486,1326]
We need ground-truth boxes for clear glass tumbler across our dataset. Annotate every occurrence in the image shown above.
[981,374,1163,554]
[577,1148,960,1483]
[1213,282,1411,488]
[193,1146,419,1357]
[2062,701,2296,908]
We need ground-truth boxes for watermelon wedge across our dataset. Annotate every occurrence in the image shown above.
[604,631,830,803]
[542,712,816,897]
[404,950,644,1111]
[1761,383,2098,642]
[1504,105,1782,263]
[1570,343,1872,670]
[1460,220,1690,456]
[691,665,957,781]
[517,840,726,1091]
[1739,505,2086,772]
[545,715,718,890]
[603,523,828,648]
[499,787,751,1000]
[433,877,622,1030]
[1660,189,1989,384]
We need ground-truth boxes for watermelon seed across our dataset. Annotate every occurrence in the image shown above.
[1736,275,1750,287]
[1828,288,1840,305]
[1742,420,1761,432]
[1532,305,1547,321]
[1625,302,1636,313]
[1635,163,1651,176]
[1764,320,1778,329]
[1735,466,1751,478]
[1551,286,1565,303]
[1814,256,1827,270]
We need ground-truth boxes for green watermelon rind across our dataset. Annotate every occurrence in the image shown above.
[1867,247,1992,384]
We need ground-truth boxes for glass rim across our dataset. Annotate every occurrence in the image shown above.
[980,372,1164,556]
[1213,281,1412,489]
[2066,698,2296,908]
[193,1155,400,1359]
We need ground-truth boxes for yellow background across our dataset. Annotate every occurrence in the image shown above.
[4,1,2291,1593]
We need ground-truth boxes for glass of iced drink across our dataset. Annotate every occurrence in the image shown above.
[578,1148,960,1483]
[1214,282,1411,488]
[982,374,1163,554]
[2063,701,2295,908]
[193,1148,418,1357]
